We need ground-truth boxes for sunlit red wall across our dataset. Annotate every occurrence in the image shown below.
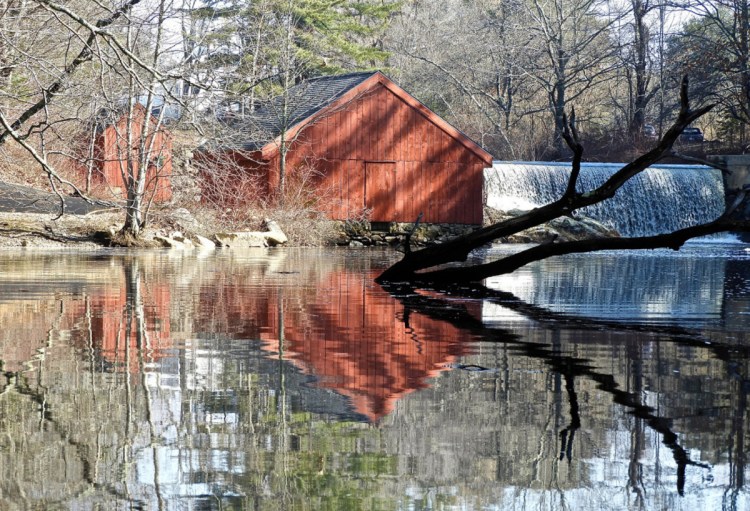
[79,105,173,203]
[267,83,487,224]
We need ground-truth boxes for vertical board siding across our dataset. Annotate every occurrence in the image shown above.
[228,79,488,225]
[92,111,173,203]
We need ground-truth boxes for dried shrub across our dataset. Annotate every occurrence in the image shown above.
[0,140,52,188]
[191,156,339,245]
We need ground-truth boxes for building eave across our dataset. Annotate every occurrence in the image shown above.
[260,71,494,166]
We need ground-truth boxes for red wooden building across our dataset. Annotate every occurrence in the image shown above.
[205,71,493,224]
[79,104,173,202]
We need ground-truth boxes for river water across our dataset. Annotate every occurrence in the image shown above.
[0,244,749,510]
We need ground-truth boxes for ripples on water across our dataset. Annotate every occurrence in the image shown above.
[0,245,748,510]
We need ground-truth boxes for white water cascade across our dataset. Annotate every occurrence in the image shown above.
[485,162,726,237]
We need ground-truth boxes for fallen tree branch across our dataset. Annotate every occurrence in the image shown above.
[393,217,750,284]
[377,76,729,284]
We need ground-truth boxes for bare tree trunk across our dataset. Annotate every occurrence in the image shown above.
[739,0,750,122]
[121,0,168,239]
[552,65,567,153]
[122,18,143,239]
[629,0,648,136]
[626,0,659,138]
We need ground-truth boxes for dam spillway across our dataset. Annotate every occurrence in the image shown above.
[484,162,726,237]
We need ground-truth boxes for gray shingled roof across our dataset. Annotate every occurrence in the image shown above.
[233,71,378,151]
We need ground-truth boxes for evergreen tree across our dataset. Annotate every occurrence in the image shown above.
[182,0,400,113]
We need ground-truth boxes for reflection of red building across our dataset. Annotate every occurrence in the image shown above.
[67,284,173,373]
[260,271,476,422]
[27,262,478,419]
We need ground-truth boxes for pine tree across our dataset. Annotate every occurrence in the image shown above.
[182,0,400,111]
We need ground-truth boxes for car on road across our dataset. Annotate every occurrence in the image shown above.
[679,127,704,143]
[643,124,657,139]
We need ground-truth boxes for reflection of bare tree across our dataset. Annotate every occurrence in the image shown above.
[123,258,167,510]
[381,282,720,495]
[0,255,175,508]
[728,370,749,497]
[558,372,579,463]
[274,292,291,507]
[626,341,646,508]
[1,365,134,503]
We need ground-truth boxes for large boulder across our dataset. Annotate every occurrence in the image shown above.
[263,219,288,246]
[214,220,289,248]
[484,206,620,243]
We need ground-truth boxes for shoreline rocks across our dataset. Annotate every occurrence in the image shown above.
[0,207,620,251]
[333,220,478,248]
[483,206,620,243]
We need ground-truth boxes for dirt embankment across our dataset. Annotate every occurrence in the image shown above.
[0,200,217,248]
[0,211,127,248]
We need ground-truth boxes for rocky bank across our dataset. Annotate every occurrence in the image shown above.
[0,206,620,250]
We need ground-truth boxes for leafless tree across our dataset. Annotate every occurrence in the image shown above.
[387,0,536,158]
[617,0,662,137]
[667,0,750,145]
[377,77,750,285]
[0,1,147,216]
[387,0,627,158]
[0,1,196,236]
[523,0,623,154]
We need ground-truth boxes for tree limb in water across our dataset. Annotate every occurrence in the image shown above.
[382,281,713,495]
[377,76,747,284]
[397,218,750,284]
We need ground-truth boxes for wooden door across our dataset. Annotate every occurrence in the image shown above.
[365,162,396,221]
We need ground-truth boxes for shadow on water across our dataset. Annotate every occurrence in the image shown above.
[0,248,748,509]
[382,280,722,496]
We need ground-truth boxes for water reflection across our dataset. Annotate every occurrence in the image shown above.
[484,244,741,324]
[0,247,748,509]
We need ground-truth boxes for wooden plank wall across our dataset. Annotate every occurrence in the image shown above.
[96,112,173,203]
[283,83,485,225]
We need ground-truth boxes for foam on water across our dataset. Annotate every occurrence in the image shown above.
[485,162,726,237]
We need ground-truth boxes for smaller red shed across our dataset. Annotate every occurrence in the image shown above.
[204,72,493,225]
[80,104,172,202]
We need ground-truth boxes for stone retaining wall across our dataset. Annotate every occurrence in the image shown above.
[708,155,750,242]
[333,220,479,247]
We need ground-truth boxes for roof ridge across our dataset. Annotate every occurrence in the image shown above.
[303,70,380,82]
